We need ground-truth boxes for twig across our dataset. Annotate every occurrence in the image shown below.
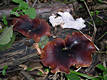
[103,60,106,68]
[83,1,97,41]
[79,30,99,51]
[92,4,107,10]
[25,46,28,54]
[21,70,34,80]
[53,72,58,80]
[60,72,64,80]
[86,20,94,26]
[97,15,107,23]
[100,1,107,4]
[32,0,38,7]
[97,32,107,41]
[95,51,107,54]
[75,67,81,72]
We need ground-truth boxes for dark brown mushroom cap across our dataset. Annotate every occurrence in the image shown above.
[13,15,50,42]
[41,32,96,73]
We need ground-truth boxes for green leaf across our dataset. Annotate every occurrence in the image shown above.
[2,65,8,76]
[38,36,49,49]
[66,72,80,80]
[80,0,84,2]
[0,78,2,80]
[103,71,107,80]
[0,33,15,51]
[37,71,43,75]
[12,0,23,3]
[19,1,28,9]
[70,70,95,79]
[0,26,13,45]
[90,11,94,16]
[91,77,100,80]
[2,70,6,76]
[2,15,8,26]
[95,10,100,15]
[3,65,8,70]
[12,7,19,12]
[98,0,102,3]
[97,64,106,71]
[10,11,20,17]
[26,67,32,71]
[24,8,36,19]
[44,68,50,73]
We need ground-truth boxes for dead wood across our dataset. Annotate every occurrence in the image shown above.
[92,4,107,10]
[0,2,73,19]
[0,39,38,71]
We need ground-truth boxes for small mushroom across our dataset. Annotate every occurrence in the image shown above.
[13,15,50,42]
[41,32,96,73]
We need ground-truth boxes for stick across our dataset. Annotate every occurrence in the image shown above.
[83,1,97,41]
[32,0,38,7]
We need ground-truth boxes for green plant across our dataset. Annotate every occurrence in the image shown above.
[44,68,50,73]
[95,64,107,80]
[37,71,43,76]
[95,10,100,15]
[90,10,100,16]
[2,65,8,76]
[66,71,80,80]
[0,0,36,51]
[97,0,103,3]
[0,78,2,80]
[0,34,15,51]
[66,69,95,80]
[80,0,85,2]
[2,15,8,27]
[38,36,49,49]
[0,16,15,51]
[90,11,94,16]
[0,26,13,45]
[11,0,36,19]
[26,67,33,71]
[0,15,8,32]
[66,64,107,80]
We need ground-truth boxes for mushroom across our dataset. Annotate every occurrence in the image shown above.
[12,15,50,42]
[41,32,96,73]
[49,12,86,30]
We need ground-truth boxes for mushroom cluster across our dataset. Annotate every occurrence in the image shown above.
[12,15,50,42]
[41,32,96,73]
[12,15,96,74]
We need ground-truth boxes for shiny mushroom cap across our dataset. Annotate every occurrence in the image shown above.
[41,32,96,73]
[13,15,50,42]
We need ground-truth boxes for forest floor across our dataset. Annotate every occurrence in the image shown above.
[0,0,107,80]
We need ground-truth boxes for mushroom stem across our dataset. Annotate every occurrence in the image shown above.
[33,43,41,55]
[75,67,81,72]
